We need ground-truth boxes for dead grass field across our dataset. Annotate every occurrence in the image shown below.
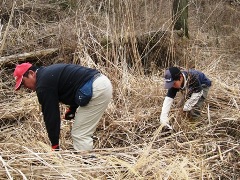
[0,0,239,179]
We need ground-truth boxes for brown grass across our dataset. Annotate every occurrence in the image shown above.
[0,0,239,179]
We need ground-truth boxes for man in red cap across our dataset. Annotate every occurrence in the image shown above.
[160,67,211,130]
[14,62,34,90]
[14,62,112,151]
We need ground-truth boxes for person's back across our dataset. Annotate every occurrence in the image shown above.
[36,63,99,106]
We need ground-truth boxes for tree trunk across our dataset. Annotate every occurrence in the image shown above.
[173,0,189,38]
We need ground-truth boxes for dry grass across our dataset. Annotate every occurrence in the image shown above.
[0,0,239,179]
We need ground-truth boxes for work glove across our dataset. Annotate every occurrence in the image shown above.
[160,96,173,128]
[64,107,77,120]
[52,144,60,151]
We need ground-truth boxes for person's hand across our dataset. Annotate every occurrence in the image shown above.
[52,144,59,151]
[64,108,76,120]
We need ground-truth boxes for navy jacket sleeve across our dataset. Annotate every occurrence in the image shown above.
[37,88,61,146]
[167,88,179,99]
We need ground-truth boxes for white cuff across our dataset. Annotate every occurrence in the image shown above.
[183,90,203,111]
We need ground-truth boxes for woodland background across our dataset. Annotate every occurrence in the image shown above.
[0,0,239,179]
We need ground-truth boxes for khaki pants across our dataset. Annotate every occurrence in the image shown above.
[71,75,112,151]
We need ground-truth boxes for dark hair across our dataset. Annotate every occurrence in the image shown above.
[23,65,38,77]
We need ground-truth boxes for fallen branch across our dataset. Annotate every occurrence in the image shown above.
[0,48,59,66]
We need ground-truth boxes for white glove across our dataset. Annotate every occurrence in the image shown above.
[183,90,203,111]
[160,96,173,128]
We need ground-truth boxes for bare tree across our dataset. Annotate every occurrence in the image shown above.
[173,0,189,38]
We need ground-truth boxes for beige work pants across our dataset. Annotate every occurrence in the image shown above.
[71,74,112,151]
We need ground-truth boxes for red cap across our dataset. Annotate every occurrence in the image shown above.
[13,62,32,90]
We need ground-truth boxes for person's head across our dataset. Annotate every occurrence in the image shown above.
[13,62,38,91]
[164,67,183,89]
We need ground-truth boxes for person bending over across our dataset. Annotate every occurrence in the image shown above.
[160,67,211,129]
[14,63,112,151]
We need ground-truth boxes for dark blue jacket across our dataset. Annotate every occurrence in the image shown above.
[36,64,99,146]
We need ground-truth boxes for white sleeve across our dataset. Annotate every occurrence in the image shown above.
[183,90,203,111]
[160,97,174,126]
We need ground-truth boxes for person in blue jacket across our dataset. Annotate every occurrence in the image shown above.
[160,67,211,129]
[14,62,112,151]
